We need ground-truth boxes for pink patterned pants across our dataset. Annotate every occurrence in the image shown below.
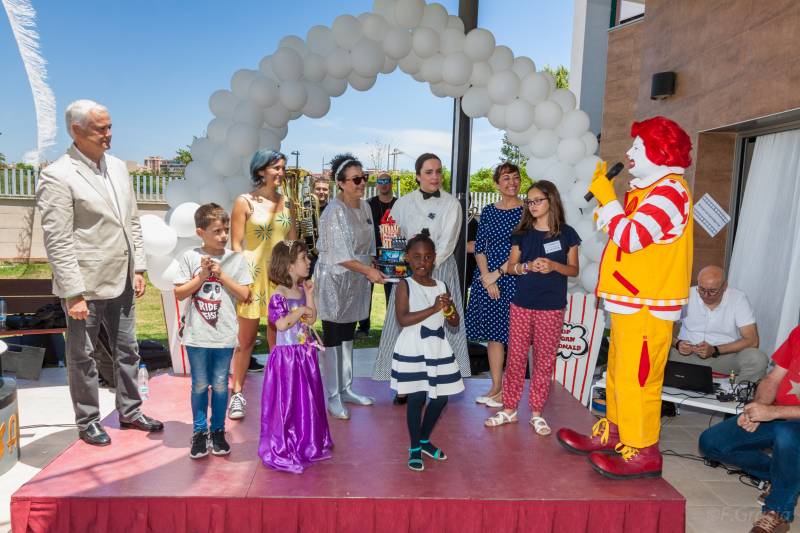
[502,304,565,413]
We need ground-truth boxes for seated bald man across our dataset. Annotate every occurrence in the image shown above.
[669,265,768,383]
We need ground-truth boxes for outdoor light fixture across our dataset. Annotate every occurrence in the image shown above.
[651,71,676,100]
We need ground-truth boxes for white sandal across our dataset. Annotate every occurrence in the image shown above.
[475,392,503,408]
[530,416,551,436]
[484,410,518,427]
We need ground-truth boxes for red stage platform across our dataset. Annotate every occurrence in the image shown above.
[12,375,684,532]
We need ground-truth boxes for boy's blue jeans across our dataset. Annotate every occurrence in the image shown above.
[186,346,234,433]
[699,414,800,521]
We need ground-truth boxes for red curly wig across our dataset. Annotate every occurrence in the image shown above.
[630,116,692,168]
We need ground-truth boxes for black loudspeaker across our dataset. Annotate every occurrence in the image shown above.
[651,71,676,100]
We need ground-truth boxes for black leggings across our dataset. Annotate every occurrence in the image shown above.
[321,320,356,347]
[406,392,448,448]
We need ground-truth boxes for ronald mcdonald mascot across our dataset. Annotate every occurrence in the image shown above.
[557,116,693,480]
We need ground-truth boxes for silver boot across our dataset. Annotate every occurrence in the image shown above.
[319,345,350,419]
[340,340,375,406]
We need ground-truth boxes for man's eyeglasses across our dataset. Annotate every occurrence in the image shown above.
[376,178,392,185]
[697,285,722,296]
[524,197,548,207]
[342,175,368,185]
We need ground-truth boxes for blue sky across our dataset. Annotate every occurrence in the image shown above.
[1,1,574,173]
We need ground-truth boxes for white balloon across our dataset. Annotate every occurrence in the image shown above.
[394,0,425,29]
[190,137,216,163]
[519,144,534,158]
[332,15,363,50]
[165,179,195,208]
[302,83,331,118]
[506,124,537,147]
[231,69,258,99]
[573,218,595,243]
[526,155,558,177]
[278,80,308,111]
[259,128,280,151]
[325,47,352,79]
[411,71,426,83]
[550,88,577,112]
[184,161,215,184]
[579,261,600,293]
[372,0,396,22]
[568,179,596,209]
[520,72,551,105]
[420,53,444,83]
[446,15,464,32]
[384,27,413,59]
[421,3,448,31]
[148,258,182,291]
[487,104,507,129]
[195,178,231,208]
[505,99,535,132]
[439,81,469,98]
[488,45,514,72]
[582,131,599,156]
[464,28,495,62]
[207,118,233,143]
[562,200,582,225]
[530,129,559,158]
[141,215,177,257]
[351,38,385,77]
[412,27,440,58]
[226,122,259,157]
[557,109,591,139]
[279,35,308,56]
[469,61,492,87]
[172,236,203,261]
[575,155,603,182]
[440,28,466,55]
[460,86,491,118]
[488,70,520,105]
[542,71,557,92]
[223,175,252,199]
[303,53,327,83]
[583,232,607,263]
[209,90,237,118]
[168,202,200,238]
[348,72,377,91]
[543,161,576,190]
[212,145,242,176]
[289,110,302,120]
[232,100,263,127]
[271,124,289,141]
[361,13,389,42]
[557,138,587,165]
[271,47,304,81]
[145,252,172,274]
[322,75,348,97]
[442,52,472,86]
[429,82,447,98]
[381,56,398,74]
[512,56,536,79]
[248,76,279,108]
[533,100,564,129]
[307,25,337,56]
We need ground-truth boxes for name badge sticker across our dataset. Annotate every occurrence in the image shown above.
[543,240,562,255]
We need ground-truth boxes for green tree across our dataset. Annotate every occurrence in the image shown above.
[501,133,529,167]
[15,162,35,172]
[394,167,451,196]
[175,148,193,166]
[0,153,6,169]
[543,65,569,89]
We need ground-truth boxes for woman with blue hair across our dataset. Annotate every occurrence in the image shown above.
[227,149,296,421]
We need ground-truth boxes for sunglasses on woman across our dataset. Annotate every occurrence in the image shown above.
[341,175,368,185]
[524,196,548,207]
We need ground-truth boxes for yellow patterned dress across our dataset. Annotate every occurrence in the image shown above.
[236,194,294,319]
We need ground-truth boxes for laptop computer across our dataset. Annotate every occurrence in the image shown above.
[662,361,714,394]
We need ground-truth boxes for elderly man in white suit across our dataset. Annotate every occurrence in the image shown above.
[37,100,163,446]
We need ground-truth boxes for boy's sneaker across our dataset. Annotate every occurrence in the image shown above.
[247,357,264,373]
[210,429,231,456]
[189,431,209,459]
[757,482,771,506]
[228,392,247,420]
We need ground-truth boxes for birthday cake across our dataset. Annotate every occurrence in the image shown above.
[377,211,410,278]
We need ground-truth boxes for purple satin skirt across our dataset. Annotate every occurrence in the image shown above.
[258,343,333,473]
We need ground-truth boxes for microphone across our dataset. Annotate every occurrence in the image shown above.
[584,162,625,202]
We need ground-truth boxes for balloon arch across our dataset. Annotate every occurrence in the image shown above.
[141,0,607,294]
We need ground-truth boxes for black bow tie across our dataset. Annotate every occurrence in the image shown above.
[421,325,445,339]
[421,189,441,200]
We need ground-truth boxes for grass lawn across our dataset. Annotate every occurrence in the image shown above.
[3,262,388,349]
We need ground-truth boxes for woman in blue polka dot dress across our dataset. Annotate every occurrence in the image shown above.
[465,163,523,408]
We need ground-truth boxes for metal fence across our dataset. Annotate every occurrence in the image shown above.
[0,168,504,213]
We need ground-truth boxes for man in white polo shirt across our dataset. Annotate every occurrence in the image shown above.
[670,265,767,382]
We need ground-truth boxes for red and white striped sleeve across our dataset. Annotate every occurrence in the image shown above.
[598,179,690,254]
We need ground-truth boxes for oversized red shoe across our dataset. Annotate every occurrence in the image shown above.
[588,443,662,480]
[556,418,619,455]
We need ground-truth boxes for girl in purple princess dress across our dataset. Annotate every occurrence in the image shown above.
[259,240,332,473]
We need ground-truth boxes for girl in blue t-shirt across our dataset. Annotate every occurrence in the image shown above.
[484,181,581,436]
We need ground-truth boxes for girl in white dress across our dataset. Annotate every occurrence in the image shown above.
[390,232,464,471]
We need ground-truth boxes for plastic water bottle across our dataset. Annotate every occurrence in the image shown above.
[137,363,149,400]
[0,299,6,330]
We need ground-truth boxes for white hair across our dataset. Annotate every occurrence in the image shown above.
[65,99,108,139]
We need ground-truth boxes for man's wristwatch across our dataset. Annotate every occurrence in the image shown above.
[712,346,721,358]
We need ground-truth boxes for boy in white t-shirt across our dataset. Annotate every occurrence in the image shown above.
[174,203,252,459]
